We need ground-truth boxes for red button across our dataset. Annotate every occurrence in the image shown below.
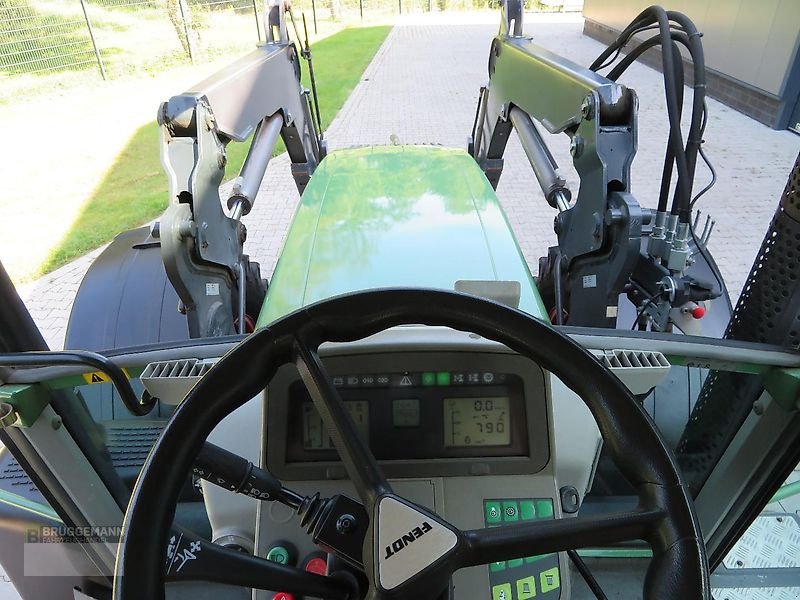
[273,593,294,600]
[305,557,327,576]
[691,306,706,319]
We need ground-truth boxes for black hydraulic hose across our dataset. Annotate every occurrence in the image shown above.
[592,7,694,222]
[606,31,690,81]
[591,24,661,73]
[647,7,692,222]
[567,549,609,600]
[588,11,659,71]
[589,6,686,71]
[606,23,707,220]
[610,36,686,214]
[690,102,717,208]
[0,350,155,416]
[666,10,706,222]
[609,21,706,219]
[660,41,685,215]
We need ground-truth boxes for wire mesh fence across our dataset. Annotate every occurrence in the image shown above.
[1,0,580,85]
[0,0,99,75]
[0,0,265,81]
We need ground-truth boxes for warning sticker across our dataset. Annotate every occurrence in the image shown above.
[82,372,108,384]
[81,368,131,385]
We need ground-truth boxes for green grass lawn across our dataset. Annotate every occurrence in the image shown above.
[39,25,390,277]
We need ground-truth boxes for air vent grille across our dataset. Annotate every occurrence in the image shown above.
[140,358,217,405]
[589,349,671,395]
[141,359,213,379]
[600,349,670,369]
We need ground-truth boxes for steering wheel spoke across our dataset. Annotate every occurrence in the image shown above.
[162,527,354,599]
[293,336,392,507]
[457,509,665,569]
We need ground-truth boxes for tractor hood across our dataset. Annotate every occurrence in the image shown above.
[257,146,547,326]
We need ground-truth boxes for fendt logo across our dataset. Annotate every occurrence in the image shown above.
[384,521,433,559]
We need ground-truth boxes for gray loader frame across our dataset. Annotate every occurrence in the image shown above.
[470,0,641,328]
[157,31,323,339]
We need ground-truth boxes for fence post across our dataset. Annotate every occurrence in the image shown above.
[79,0,107,81]
[252,0,262,41]
[311,0,318,34]
[178,0,194,63]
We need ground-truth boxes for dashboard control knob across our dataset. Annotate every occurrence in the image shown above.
[266,540,298,566]
[560,486,580,514]
[302,552,328,576]
[336,513,357,534]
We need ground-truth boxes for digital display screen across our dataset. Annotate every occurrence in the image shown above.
[443,397,511,447]
[392,399,420,427]
[302,401,369,450]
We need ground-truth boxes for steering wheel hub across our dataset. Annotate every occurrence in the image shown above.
[376,496,459,591]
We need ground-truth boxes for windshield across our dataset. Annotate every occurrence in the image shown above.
[1,4,800,599]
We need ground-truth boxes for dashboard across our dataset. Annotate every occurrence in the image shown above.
[266,352,551,481]
[201,327,605,600]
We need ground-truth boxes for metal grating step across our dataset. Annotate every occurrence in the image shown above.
[723,514,800,570]
[713,512,800,600]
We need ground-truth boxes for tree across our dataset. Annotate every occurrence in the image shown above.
[164,0,202,61]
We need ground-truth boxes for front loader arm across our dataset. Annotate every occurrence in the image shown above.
[470,0,641,327]
[157,39,323,339]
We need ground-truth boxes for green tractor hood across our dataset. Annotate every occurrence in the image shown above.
[257,146,547,326]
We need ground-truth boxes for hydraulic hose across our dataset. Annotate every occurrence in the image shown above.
[0,350,154,416]
[591,7,704,222]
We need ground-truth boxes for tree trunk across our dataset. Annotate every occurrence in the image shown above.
[165,0,202,60]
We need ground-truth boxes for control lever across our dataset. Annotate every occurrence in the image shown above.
[193,443,369,568]
[193,442,304,507]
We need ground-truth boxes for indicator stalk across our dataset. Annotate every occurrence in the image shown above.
[193,441,303,508]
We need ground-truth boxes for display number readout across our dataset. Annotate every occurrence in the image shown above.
[302,401,369,450]
[443,397,511,447]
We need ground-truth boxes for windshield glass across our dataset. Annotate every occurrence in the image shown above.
[1,4,800,599]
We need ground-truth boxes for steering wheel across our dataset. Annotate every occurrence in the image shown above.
[113,289,710,599]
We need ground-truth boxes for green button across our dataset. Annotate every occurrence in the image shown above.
[436,371,451,385]
[502,501,519,522]
[485,501,502,524]
[483,500,503,525]
[520,500,536,521]
[266,545,290,564]
[489,560,506,572]
[492,582,512,600]
[508,558,524,569]
[422,372,436,386]
[536,499,554,519]
[517,575,537,599]
[540,567,560,593]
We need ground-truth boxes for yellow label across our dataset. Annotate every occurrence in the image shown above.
[81,368,130,385]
